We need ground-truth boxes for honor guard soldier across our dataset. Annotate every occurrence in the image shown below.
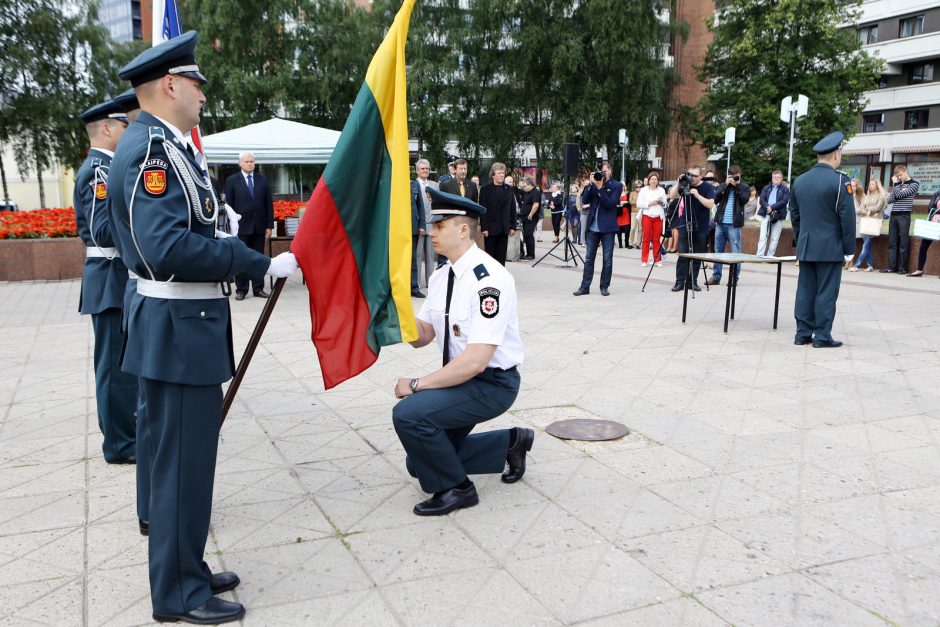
[75,99,139,464]
[790,131,856,348]
[108,31,298,624]
[392,187,533,516]
[109,87,151,537]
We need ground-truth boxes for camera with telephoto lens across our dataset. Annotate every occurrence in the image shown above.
[592,171,604,182]
[677,172,693,194]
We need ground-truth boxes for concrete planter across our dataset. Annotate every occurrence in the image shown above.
[0,237,85,281]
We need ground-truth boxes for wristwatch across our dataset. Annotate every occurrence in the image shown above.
[409,378,419,393]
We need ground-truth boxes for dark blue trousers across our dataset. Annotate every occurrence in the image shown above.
[794,261,842,343]
[579,230,616,291]
[90,309,138,462]
[393,368,520,494]
[135,386,150,523]
[141,378,221,615]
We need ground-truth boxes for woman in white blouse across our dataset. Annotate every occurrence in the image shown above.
[636,172,667,267]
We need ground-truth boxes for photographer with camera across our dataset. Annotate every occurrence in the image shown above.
[573,162,622,296]
[706,165,751,286]
[756,171,790,257]
[671,165,717,292]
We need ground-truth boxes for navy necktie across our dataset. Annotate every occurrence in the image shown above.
[443,267,455,366]
[246,174,254,197]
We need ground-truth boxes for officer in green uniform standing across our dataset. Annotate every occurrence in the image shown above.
[108,32,299,624]
[789,131,856,348]
[74,99,138,464]
[393,187,533,516]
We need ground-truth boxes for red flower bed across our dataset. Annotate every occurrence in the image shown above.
[274,200,305,221]
[0,208,78,239]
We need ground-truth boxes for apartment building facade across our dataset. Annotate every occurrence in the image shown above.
[842,0,940,199]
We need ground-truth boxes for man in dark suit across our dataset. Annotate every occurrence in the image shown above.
[439,158,478,202]
[224,151,274,299]
[790,131,856,348]
[478,162,517,265]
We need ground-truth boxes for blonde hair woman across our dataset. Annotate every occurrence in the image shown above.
[628,180,644,248]
[851,179,885,272]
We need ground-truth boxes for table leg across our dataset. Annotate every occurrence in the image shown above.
[682,279,689,323]
[773,262,782,329]
[723,270,732,333]
[730,263,737,320]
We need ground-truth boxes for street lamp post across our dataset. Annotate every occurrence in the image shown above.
[724,127,736,176]
[618,128,628,182]
[780,95,809,184]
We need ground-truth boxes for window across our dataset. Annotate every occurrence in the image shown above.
[863,113,885,133]
[899,15,925,38]
[858,25,878,45]
[904,109,929,130]
[878,75,889,89]
[909,63,934,84]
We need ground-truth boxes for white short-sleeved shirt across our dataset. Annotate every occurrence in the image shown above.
[418,244,524,368]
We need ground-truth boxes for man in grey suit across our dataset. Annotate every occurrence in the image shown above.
[789,131,856,348]
[411,159,437,290]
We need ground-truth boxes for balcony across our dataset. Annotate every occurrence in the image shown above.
[863,81,940,111]
[843,127,940,160]
[864,31,940,69]
[859,0,937,23]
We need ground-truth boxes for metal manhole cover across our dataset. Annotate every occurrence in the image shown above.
[546,419,630,441]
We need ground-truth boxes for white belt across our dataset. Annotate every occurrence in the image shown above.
[86,247,119,258]
[127,271,138,280]
[136,278,225,300]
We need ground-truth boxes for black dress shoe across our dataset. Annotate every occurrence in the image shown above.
[413,483,479,516]
[152,597,245,624]
[108,455,136,465]
[139,518,149,536]
[878,268,895,273]
[502,428,534,484]
[523,255,535,260]
[253,289,271,298]
[793,337,813,346]
[812,339,843,348]
[411,290,426,298]
[670,283,684,292]
[234,292,247,301]
[600,288,610,296]
[210,571,240,595]
[691,284,702,292]
[573,288,590,296]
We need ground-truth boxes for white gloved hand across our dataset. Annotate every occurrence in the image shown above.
[267,251,299,277]
[224,203,240,237]
[844,254,854,263]
[215,229,233,239]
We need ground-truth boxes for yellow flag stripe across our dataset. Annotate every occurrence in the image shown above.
[365,0,417,343]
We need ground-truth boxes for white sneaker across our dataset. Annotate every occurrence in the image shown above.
[641,262,649,267]
[848,266,858,272]
[655,262,664,267]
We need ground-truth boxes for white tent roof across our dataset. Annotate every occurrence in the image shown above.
[201,118,342,165]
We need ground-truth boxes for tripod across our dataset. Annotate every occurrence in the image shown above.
[533,176,583,268]
[642,189,709,293]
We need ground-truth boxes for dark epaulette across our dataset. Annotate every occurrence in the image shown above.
[149,126,166,143]
[90,157,103,168]
[473,264,490,280]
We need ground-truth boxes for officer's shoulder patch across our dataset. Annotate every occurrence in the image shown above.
[142,159,168,196]
[94,182,108,200]
[473,263,490,280]
[478,286,500,318]
[845,181,853,194]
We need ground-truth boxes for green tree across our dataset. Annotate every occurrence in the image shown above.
[689,0,882,186]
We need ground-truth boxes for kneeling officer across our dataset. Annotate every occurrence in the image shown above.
[393,188,533,516]
[108,32,298,624]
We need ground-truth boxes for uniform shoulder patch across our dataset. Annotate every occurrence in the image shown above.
[845,181,853,194]
[94,182,108,199]
[478,287,500,318]
[473,264,490,280]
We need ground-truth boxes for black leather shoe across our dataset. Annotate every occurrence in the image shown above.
[108,455,136,465]
[253,289,271,299]
[234,292,247,301]
[502,428,534,484]
[691,284,702,292]
[878,268,895,273]
[413,483,479,516]
[670,283,684,292]
[573,288,589,296]
[705,276,721,286]
[812,339,843,348]
[794,337,813,346]
[152,597,245,624]
[411,290,426,298]
[139,518,149,536]
[600,288,610,296]
[210,571,240,595]
[523,255,535,260]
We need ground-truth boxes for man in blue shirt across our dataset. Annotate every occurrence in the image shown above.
[756,170,790,256]
[706,165,750,285]
[672,166,717,292]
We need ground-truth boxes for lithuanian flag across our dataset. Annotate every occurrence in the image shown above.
[292,0,417,390]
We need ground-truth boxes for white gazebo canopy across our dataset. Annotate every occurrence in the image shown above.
[201,118,342,165]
